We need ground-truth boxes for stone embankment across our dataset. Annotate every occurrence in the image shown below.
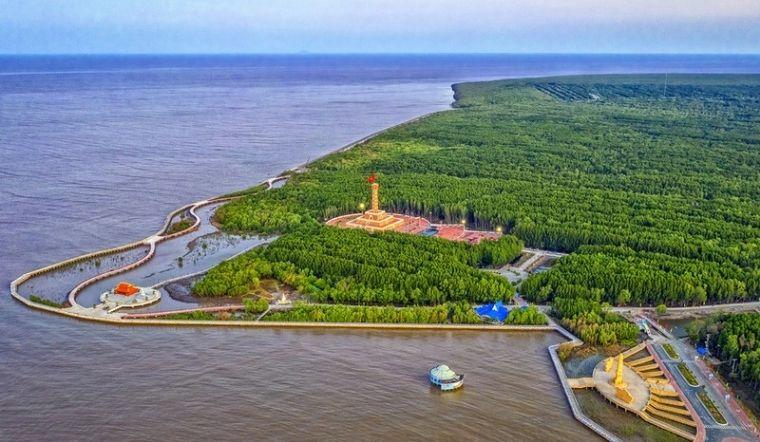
[11,194,237,315]
[545,318,623,442]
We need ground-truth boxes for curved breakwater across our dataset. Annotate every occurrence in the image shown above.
[11,196,235,313]
[9,54,757,441]
[8,108,452,321]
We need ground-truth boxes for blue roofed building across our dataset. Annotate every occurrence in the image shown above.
[474,301,509,322]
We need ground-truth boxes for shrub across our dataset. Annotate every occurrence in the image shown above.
[29,295,62,308]
[164,310,216,320]
[557,342,576,361]
[243,297,270,315]
[662,343,679,360]
[677,362,699,387]
[504,305,548,325]
[697,391,727,425]
[166,218,194,235]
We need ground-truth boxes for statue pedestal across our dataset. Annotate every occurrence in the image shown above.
[346,209,405,231]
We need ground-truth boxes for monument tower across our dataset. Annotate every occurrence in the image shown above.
[346,173,404,231]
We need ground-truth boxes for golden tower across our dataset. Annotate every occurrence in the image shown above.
[346,173,404,231]
[611,353,633,403]
[371,181,379,211]
[614,354,627,388]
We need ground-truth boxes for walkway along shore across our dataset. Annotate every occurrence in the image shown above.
[10,104,454,319]
[11,197,230,316]
[10,99,752,441]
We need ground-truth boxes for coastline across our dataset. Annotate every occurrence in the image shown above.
[8,77,726,442]
[287,106,454,174]
[9,91,460,320]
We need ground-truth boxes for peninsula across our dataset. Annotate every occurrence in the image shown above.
[11,74,760,441]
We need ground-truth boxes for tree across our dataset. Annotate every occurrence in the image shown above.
[656,304,667,315]
[616,289,632,306]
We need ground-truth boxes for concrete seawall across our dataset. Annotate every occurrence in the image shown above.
[11,196,236,311]
[10,105,455,316]
[548,340,623,442]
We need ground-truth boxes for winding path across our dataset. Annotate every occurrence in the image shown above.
[10,194,239,320]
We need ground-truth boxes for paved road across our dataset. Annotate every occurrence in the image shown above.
[522,248,568,259]
[650,335,758,441]
[613,301,760,316]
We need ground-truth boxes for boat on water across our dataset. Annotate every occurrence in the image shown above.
[429,364,464,391]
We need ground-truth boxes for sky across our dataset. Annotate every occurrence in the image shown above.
[1,0,759,54]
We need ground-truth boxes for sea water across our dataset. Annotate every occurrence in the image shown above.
[1,54,758,440]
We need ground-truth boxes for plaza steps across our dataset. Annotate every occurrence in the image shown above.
[650,387,680,397]
[631,362,659,372]
[647,400,693,416]
[639,411,697,441]
[650,395,686,407]
[627,356,654,367]
[645,405,697,427]
[646,378,671,386]
[620,342,647,359]
[640,369,665,379]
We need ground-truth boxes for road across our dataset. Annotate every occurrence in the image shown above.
[490,247,569,283]
[613,301,760,316]
[646,317,759,441]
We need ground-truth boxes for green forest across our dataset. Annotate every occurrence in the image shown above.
[199,74,758,337]
[687,313,760,410]
[263,301,482,324]
[194,225,521,305]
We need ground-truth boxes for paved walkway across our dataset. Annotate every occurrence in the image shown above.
[647,316,759,441]
[612,301,760,316]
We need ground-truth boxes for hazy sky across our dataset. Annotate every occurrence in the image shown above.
[2,0,759,54]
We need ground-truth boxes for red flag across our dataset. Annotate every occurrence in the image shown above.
[367,172,376,183]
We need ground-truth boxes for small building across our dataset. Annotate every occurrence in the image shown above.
[99,282,160,312]
[475,301,509,322]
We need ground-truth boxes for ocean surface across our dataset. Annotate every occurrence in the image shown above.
[2,54,759,441]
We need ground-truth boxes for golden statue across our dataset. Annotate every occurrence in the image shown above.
[611,353,633,403]
[614,354,627,389]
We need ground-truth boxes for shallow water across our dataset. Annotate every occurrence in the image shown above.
[69,203,266,308]
[2,54,759,440]
[17,245,150,304]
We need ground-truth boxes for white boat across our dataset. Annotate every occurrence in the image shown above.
[429,364,464,391]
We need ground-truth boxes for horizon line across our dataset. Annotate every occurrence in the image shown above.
[3,51,760,57]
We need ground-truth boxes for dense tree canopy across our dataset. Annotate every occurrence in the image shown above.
[263,301,482,324]
[195,225,519,306]
[209,74,759,324]
[688,313,760,406]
